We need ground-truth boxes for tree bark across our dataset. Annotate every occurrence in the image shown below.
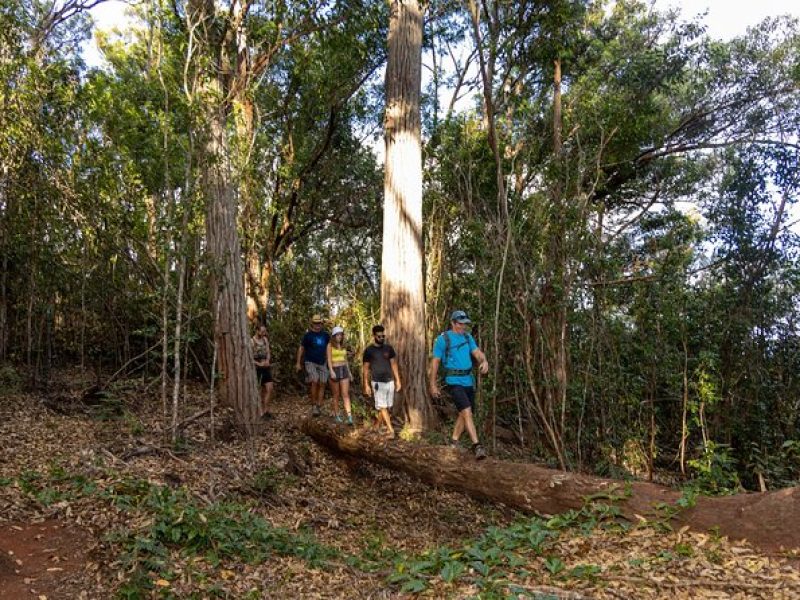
[203,101,260,436]
[303,418,800,555]
[382,0,432,432]
[187,0,260,435]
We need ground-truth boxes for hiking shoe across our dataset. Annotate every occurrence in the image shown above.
[260,412,273,421]
[347,415,353,426]
[473,443,487,460]
[448,439,460,449]
[335,414,343,423]
[311,405,321,417]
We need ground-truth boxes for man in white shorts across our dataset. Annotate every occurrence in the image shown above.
[362,324,402,438]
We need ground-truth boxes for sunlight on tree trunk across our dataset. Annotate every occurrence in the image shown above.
[382,0,432,433]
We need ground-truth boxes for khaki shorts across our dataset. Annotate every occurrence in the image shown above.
[372,381,395,409]
[305,361,329,383]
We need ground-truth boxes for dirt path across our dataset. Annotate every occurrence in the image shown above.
[0,520,92,600]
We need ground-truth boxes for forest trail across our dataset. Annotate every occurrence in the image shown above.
[0,520,92,600]
[1,374,799,598]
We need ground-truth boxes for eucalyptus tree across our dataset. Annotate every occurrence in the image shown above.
[382,0,432,432]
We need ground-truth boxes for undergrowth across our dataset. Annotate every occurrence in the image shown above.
[384,502,624,596]
[13,462,734,598]
[13,467,338,598]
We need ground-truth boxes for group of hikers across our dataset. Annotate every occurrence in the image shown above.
[251,310,489,460]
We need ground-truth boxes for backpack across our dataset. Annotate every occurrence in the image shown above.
[439,331,472,377]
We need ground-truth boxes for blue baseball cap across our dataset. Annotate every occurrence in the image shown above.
[450,310,471,324]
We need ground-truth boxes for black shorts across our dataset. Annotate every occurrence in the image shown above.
[447,385,475,412]
[256,366,272,385]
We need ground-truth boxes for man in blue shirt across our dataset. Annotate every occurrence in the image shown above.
[429,310,489,460]
[296,314,331,417]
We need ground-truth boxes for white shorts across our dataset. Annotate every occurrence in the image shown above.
[372,381,395,409]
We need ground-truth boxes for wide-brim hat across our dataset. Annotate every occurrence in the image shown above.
[311,314,324,324]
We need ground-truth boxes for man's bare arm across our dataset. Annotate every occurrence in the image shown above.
[362,362,372,395]
[471,348,489,374]
[390,358,402,392]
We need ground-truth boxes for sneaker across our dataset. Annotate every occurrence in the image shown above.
[473,443,487,460]
[448,439,460,449]
[260,412,273,421]
[335,414,343,423]
[311,405,321,417]
[347,415,353,426]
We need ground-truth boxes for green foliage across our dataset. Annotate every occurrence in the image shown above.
[16,465,97,506]
[16,469,335,597]
[248,466,297,496]
[745,440,800,489]
[87,392,125,421]
[111,483,337,596]
[0,364,21,391]
[122,411,145,437]
[388,503,617,594]
[687,442,741,494]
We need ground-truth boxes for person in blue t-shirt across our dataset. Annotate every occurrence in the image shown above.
[295,314,331,417]
[429,310,489,460]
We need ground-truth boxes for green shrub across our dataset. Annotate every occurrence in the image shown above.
[0,364,21,392]
[687,441,741,494]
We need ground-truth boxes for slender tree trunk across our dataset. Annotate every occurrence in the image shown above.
[0,232,7,362]
[467,0,514,454]
[161,249,170,419]
[171,247,187,443]
[26,271,35,371]
[382,0,431,433]
[680,335,689,475]
[532,56,569,469]
[553,59,562,153]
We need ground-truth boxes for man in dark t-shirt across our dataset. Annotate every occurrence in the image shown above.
[295,314,331,416]
[362,324,402,438]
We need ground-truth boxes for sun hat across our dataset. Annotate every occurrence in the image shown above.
[450,310,471,324]
[331,326,344,336]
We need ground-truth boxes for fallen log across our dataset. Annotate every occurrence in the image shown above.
[302,418,800,555]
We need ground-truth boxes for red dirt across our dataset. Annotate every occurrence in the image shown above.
[0,519,92,600]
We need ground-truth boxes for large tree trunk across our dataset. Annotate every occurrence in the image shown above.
[188,0,260,435]
[382,0,432,433]
[203,100,260,436]
[302,418,800,555]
